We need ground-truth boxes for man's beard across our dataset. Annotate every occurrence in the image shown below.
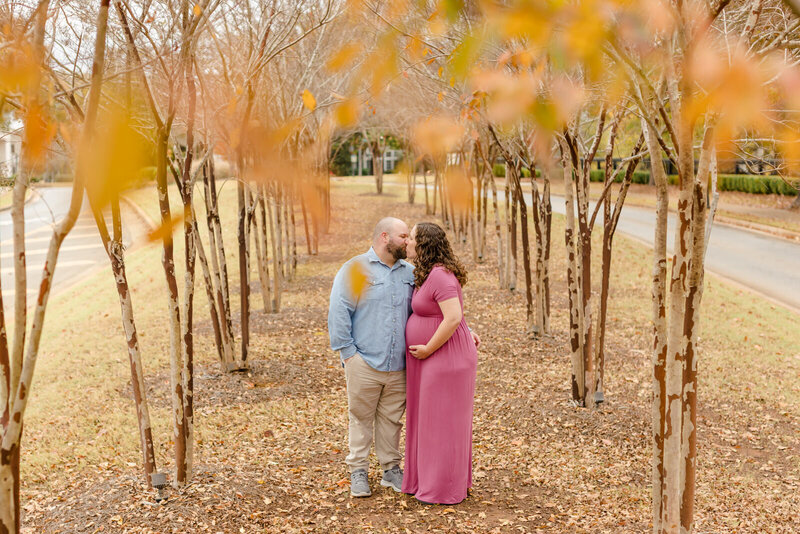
[387,242,407,261]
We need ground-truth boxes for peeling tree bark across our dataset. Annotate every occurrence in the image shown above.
[253,187,273,313]
[179,49,197,478]
[89,194,157,487]
[202,159,235,367]
[156,127,186,488]
[592,121,644,404]
[267,185,282,312]
[531,169,552,336]
[478,142,505,288]
[643,113,669,534]
[559,137,584,405]
[194,209,226,364]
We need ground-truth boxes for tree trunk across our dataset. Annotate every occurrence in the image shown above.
[268,186,282,312]
[432,167,439,215]
[2,3,103,527]
[559,138,584,405]
[423,169,430,214]
[595,135,644,404]
[512,165,533,330]
[299,187,312,256]
[440,164,450,229]
[678,118,715,533]
[179,45,198,480]
[89,195,157,486]
[254,187,273,312]
[156,128,186,487]
[236,175,250,364]
[576,169,594,407]
[194,213,226,364]
[469,179,479,263]
[644,116,669,534]
[509,173,518,291]
[482,150,505,288]
[373,141,383,194]
[790,192,800,210]
[408,160,416,204]
[531,172,551,336]
[202,160,235,367]
[286,187,296,281]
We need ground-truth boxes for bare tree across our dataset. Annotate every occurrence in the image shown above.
[1,1,109,530]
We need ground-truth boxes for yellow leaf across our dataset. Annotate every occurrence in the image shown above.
[83,105,153,209]
[445,166,473,213]
[193,3,202,16]
[326,42,363,72]
[437,66,443,78]
[334,99,360,127]
[449,76,455,87]
[347,261,369,299]
[437,91,444,102]
[302,89,316,111]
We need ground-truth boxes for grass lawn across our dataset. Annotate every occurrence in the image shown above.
[18,178,800,533]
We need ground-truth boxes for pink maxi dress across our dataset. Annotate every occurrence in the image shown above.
[402,266,478,504]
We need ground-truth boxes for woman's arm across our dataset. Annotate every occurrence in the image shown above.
[408,297,462,359]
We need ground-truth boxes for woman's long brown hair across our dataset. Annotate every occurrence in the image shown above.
[412,222,467,288]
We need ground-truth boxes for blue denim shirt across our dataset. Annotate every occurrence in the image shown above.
[328,247,415,372]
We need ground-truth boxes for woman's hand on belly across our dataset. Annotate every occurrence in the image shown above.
[408,344,433,359]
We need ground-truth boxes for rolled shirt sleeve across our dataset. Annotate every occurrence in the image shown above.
[328,260,358,361]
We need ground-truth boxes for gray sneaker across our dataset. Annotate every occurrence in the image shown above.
[380,465,403,492]
[350,469,371,497]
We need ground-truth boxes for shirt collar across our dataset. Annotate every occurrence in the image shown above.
[367,246,408,271]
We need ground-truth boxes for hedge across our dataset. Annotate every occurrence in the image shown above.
[492,164,540,178]
[586,169,797,196]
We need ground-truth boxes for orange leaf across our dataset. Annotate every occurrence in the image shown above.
[412,114,465,158]
[22,101,56,172]
[147,213,185,243]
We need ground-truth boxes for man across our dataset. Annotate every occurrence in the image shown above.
[328,217,414,497]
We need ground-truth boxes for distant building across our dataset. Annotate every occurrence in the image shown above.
[0,119,22,180]
[350,147,404,175]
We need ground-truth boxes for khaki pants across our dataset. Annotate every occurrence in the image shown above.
[343,354,406,473]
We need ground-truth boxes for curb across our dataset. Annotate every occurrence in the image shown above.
[119,193,157,232]
[0,188,37,212]
[613,232,800,317]
[714,215,800,243]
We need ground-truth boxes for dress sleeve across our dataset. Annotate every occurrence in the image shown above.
[429,267,460,303]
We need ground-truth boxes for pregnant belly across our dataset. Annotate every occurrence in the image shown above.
[405,314,441,347]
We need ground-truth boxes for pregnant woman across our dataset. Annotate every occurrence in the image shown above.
[402,222,478,505]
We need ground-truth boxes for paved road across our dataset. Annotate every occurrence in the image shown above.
[0,187,141,307]
[541,192,800,312]
[356,176,800,311]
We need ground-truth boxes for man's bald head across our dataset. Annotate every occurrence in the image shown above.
[373,217,406,243]
[372,217,409,264]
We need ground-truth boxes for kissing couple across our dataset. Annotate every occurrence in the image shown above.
[328,217,480,505]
